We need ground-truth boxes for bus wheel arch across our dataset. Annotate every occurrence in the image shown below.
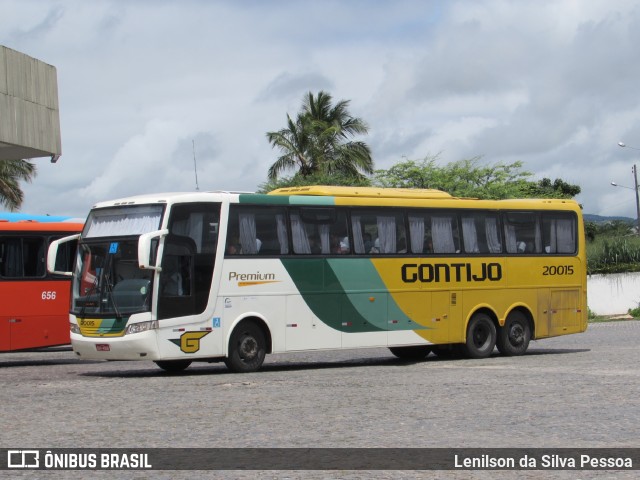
[224,317,271,373]
[496,308,532,356]
[463,309,498,359]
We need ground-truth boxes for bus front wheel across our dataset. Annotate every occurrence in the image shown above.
[496,311,531,356]
[155,360,192,373]
[225,321,266,373]
[463,313,496,359]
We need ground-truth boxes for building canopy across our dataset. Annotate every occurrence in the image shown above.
[0,45,62,162]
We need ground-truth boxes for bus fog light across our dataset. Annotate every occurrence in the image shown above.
[125,320,158,335]
[70,322,80,334]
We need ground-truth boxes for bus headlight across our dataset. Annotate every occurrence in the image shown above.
[70,322,80,334]
[125,320,159,335]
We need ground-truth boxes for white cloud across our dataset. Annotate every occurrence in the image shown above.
[1,0,640,219]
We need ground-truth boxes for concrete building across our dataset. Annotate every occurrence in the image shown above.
[0,45,61,162]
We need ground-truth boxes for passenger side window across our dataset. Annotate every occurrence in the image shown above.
[461,213,502,254]
[542,213,576,254]
[408,212,460,254]
[351,210,406,254]
[0,236,46,278]
[227,206,289,255]
[291,208,349,255]
[504,212,541,254]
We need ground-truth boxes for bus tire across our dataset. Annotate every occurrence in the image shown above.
[496,311,531,356]
[463,313,496,359]
[224,321,266,373]
[389,345,432,360]
[155,360,192,373]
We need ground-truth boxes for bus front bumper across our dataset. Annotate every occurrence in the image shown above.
[71,331,161,361]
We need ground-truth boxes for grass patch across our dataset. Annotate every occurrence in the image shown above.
[587,236,640,274]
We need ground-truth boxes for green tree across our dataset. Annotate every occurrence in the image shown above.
[373,155,531,199]
[373,155,581,201]
[266,91,373,181]
[0,159,37,210]
[525,178,581,199]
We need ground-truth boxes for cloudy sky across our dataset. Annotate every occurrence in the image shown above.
[2,0,640,218]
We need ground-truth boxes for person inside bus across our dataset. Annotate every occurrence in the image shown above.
[364,233,374,253]
[226,237,241,255]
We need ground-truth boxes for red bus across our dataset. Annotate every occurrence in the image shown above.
[0,219,83,351]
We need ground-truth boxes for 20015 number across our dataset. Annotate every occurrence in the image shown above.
[543,265,574,276]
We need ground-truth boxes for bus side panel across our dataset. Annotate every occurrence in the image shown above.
[285,295,341,351]
[2,280,71,351]
[0,314,9,350]
[549,288,583,336]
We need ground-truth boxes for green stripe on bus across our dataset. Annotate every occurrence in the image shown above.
[288,196,335,206]
[238,194,290,205]
[281,258,425,333]
[238,194,335,206]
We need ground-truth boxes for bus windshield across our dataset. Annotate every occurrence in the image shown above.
[72,239,153,316]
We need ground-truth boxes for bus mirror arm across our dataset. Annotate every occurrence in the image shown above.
[138,229,169,271]
[47,233,81,276]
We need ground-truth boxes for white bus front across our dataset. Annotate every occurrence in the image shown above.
[67,201,221,371]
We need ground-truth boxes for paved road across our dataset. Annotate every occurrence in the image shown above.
[2,321,639,479]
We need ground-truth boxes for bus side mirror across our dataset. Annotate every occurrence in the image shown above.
[47,233,81,276]
[138,229,168,271]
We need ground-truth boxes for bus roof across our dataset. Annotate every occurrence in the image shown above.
[89,187,581,213]
[0,212,84,223]
[268,185,453,199]
[0,220,84,232]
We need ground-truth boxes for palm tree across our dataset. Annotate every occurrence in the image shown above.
[0,159,37,211]
[266,91,373,180]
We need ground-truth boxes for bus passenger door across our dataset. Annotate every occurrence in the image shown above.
[157,235,197,320]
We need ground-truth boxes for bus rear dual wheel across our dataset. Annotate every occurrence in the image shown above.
[496,311,531,356]
[463,311,531,359]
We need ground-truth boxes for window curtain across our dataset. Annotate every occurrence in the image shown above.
[409,216,425,254]
[556,219,575,253]
[535,219,542,253]
[485,217,502,253]
[85,212,162,238]
[291,214,311,254]
[462,217,479,253]
[432,217,455,253]
[276,214,289,254]
[377,216,396,254]
[1,240,22,277]
[505,224,517,253]
[239,213,257,254]
[319,224,330,254]
[351,215,365,253]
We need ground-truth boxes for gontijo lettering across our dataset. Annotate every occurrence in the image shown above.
[401,262,502,283]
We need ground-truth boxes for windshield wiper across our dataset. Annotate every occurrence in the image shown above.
[103,272,123,320]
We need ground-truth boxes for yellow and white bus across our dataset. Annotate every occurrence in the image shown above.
[48,186,587,373]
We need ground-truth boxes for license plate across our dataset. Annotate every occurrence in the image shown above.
[96,344,110,351]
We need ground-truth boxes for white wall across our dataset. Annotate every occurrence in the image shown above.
[587,272,640,315]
